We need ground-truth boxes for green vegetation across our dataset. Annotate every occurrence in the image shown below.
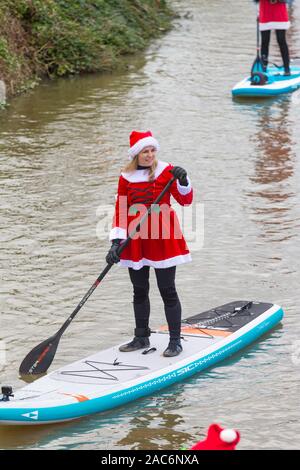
[0,0,173,96]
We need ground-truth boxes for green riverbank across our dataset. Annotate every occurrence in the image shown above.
[0,0,174,99]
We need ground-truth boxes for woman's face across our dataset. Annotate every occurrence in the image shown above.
[138,146,156,167]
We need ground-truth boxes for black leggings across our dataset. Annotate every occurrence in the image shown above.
[261,30,290,72]
[128,266,182,340]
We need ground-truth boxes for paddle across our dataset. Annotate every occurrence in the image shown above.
[19,176,176,376]
[251,7,266,81]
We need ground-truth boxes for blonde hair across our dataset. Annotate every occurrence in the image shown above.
[122,155,158,181]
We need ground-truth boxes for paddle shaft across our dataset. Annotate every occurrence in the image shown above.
[251,5,265,78]
[55,176,176,338]
[256,12,260,55]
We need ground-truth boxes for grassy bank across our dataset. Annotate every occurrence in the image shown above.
[0,0,174,97]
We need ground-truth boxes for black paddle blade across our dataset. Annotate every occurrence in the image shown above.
[19,334,61,376]
[251,55,265,75]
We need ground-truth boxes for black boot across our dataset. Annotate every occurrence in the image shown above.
[163,339,183,357]
[119,327,150,352]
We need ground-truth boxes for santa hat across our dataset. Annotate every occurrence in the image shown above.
[190,424,240,450]
[128,130,160,160]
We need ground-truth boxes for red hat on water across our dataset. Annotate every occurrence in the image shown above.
[190,423,240,450]
[128,130,160,160]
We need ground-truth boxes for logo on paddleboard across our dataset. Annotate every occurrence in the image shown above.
[21,410,39,420]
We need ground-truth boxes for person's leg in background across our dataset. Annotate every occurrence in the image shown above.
[276,29,290,75]
[261,29,271,71]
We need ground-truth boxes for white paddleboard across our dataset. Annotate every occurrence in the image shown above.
[0,301,283,425]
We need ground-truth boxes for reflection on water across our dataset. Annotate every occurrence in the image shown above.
[116,388,192,450]
[248,99,296,243]
[0,423,65,449]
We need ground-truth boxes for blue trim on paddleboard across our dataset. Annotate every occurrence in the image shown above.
[232,72,300,97]
[232,83,300,97]
[0,307,284,424]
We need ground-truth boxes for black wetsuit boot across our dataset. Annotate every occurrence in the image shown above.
[119,327,150,352]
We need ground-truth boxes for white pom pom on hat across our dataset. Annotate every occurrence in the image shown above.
[220,428,238,443]
[128,130,160,160]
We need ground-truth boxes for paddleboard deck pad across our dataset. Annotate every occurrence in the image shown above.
[232,64,300,97]
[0,300,283,425]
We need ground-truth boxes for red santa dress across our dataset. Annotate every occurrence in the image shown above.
[258,0,290,31]
[109,160,193,270]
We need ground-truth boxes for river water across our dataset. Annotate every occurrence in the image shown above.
[0,0,300,450]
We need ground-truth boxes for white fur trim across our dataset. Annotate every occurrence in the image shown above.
[177,176,192,196]
[121,160,169,183]
[220,429,237,444]
[260,21,290,31]
[109,227,127,241]
[118,253,192,270]
[128,136,160,160]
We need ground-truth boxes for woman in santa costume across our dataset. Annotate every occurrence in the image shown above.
[254,0,291,75]
[106,130,193,357]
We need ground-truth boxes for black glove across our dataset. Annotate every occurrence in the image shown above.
[106,239,121,265]
[171,166,188,187]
